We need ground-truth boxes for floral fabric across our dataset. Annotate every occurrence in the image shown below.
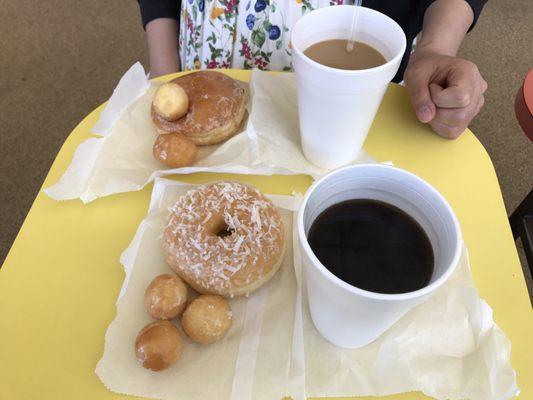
[179,0,348,71]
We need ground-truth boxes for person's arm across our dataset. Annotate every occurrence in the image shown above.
[417,0,474,56]
[138,0,181,78]
[404,0,488,139]
[146,18,180,78]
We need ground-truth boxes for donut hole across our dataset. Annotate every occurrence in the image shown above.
[215,222,234,238]
[206,215,235,238]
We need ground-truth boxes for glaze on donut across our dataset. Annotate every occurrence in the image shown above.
[163,182,284,297]
[151,71,247,146]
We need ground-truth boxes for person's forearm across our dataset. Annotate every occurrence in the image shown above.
[416,0,474,57]
[146,18,180,77]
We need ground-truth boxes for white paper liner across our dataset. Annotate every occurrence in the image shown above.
[96,178,518,400]
[45,65,373,203]
[96,178,305,400]
[295,243,519,400]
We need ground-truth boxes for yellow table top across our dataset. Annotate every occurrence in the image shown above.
[1,70,531,400]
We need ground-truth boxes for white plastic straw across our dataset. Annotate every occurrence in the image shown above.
[346,0,362,53]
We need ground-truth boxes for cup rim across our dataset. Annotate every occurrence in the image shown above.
[291,5,407,76]
[297,164,463,301]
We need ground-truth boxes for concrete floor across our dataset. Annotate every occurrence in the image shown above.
[1,1,532,286]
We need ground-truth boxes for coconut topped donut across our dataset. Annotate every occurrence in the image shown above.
[163,182,284,297]
[151,71,247,146]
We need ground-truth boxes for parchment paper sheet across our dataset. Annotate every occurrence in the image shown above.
[97,178,518,400]
[95,178,306,400]
[295,246,519,400]
[45,64,373,203]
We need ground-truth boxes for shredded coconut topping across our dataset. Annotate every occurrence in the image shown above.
[163,182,284,295]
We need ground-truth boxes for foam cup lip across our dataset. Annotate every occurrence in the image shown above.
[291,6,407,169]
[298,164,462,301]
[291,5,406,76]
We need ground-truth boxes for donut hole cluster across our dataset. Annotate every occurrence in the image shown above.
[152,82,198,169]
[135,273,233,371]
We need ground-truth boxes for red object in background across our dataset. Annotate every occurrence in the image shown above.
[515,69,533,141]
[510,68,533,278]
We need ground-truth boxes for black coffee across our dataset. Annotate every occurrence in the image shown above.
[307,199,434,294]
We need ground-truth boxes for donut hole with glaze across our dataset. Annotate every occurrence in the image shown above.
[204,213,235,238]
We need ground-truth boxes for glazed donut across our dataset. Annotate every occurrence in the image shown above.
[151,71,247,146]
[135,320,182,371]
[182,295,232,345]
[145,274,188,320]
[163,182,284,297]
[153,133,197,168]
[152,82,189,121]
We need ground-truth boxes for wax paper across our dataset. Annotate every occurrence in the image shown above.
[295,245,519,400]
[95,178,305,400]
[96,178,518,400]
[45,64,373,203]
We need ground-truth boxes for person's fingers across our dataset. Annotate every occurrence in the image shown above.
[404,65,437,123]
[475,94,485,115]
[432,105,474,128]
[429,119,465,140]
[430,94,485,139]
[430,62,480,108]
[432,93,485,128]
[470,94,485,122]
[480,77,488,95]
[429,83,444,103]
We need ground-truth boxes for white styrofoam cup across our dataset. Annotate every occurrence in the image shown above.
[291,6,407,168]
[297,164,462,348]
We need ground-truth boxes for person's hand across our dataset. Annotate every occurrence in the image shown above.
[404,50,487,139]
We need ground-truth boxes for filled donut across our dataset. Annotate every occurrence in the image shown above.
[151,71,247,146]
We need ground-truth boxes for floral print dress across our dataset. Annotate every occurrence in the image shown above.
[179,0,348,71]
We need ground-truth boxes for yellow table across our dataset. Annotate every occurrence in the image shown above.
[1,70,531,399]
